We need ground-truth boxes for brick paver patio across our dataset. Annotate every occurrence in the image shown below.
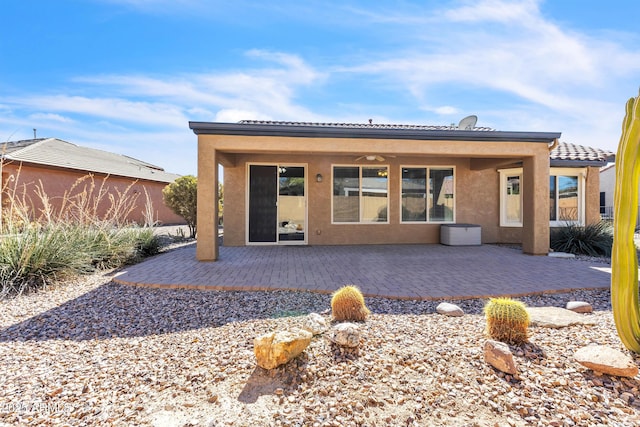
[113,243,612,300]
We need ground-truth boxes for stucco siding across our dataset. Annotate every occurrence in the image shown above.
[223,154,507,246]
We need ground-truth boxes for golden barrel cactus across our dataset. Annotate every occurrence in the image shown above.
[331,285,370,321]
[484,298,530,344]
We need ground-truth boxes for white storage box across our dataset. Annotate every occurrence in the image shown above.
[440,224,481,246]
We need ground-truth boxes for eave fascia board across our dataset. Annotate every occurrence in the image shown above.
[189,121,561,143]
[550,159,609,167]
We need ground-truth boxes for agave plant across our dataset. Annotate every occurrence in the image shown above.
[611,90,640,353]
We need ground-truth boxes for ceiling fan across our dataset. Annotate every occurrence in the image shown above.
[355,154,390,162]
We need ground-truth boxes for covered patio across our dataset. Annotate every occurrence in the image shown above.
[190,120,567,262]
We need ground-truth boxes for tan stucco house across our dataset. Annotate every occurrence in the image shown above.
[189,120,614,261]
[1,138,185,226]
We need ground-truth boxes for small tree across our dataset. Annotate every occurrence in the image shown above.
[162,175,197,238]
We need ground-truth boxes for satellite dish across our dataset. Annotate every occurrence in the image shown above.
[458,115,478,130]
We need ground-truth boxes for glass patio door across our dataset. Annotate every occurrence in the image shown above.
[248,164,306,244]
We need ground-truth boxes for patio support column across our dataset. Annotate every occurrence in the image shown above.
[196,139,219,261]
[522,153,549,255]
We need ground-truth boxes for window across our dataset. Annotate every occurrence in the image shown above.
[401,167,454,223]
[332,166,388,223]
[550,174,581,225]
[499,167,585,227]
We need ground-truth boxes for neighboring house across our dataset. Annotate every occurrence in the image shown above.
[600,163,638,225]
[189,120,614,261]
[1,138,185,225]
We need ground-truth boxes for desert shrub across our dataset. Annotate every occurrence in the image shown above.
[484,298,529,345]
[163,175,197,238]
[331,285,370,321]
[0,166,161,297]
[133,227,161,258]
[550,221,613,257]
[0,224,91,296]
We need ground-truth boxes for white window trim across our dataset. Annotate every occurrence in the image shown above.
[331,164,390,224]
[245,162,309,245]
[498,167,586,228]
[549,167,586,227]
[499,168,523,227]
[399,165,456,224]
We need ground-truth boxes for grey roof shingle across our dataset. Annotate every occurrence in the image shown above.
[1,138,180,183]
[212,120,613,166]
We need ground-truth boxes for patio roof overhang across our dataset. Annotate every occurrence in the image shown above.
[189,121,561,171]
[189,121,561,143]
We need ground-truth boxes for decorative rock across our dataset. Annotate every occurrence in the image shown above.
[566,301,593,313]
[527,307,596,328]
[302,313,328,335]
[436,302,464,317]
[254,328,312,370]
[329,322,361,347]
[574,345,639,378]
[548,251,575,258]
[484,340,517,375]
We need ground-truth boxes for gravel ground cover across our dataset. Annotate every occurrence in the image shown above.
[1,244,639,426]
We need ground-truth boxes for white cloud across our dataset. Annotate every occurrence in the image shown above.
[214,109,271,123]
[443,0,541,24]
[10,95,188,128]
[28,113,75,123]
[334,0,640,152]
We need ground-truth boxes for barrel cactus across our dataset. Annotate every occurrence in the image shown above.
[484,297,529,344]
[611,90,640,353]
[331,285,370,321]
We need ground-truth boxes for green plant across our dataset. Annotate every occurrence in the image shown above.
[331,285,370,321]
[612,90,640,353]
[135,228,161,258]
[549,221,613,257]
[0,165,163,297]
[162,175,197,238]
[484,298,529,344]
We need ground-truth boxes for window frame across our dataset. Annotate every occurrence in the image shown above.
[549,168,586,227]
[331,164,390,224]
[399,165,456,224]
[498,168,523,227]
[498,167,586,227]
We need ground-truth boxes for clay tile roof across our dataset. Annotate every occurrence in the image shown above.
[550,142,615,166]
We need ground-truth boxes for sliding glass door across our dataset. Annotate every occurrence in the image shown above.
[248,164,306,244]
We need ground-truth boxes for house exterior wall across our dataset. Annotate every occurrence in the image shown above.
[1,162,184,225]
[600,165,615,215]
[585,166,601,225]
[196,132,553,259]
[224,154,506,246]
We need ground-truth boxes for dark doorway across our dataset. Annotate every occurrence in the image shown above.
[248,165,277,242]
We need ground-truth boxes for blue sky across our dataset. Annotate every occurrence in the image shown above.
[2,0,639,176]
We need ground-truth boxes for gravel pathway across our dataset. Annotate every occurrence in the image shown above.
[1,254,639,426]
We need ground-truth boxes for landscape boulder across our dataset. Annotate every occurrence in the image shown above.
[565,301,593,313]
[436,302,464,317]
[254,328,312,370]
[484,340,517,375]
[574,345,639,378]
[329,322,361,347]
[527,307,596,328]
[302,313,329,335]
